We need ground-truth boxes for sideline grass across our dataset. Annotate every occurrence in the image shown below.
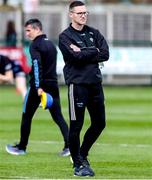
[0,85,152,179]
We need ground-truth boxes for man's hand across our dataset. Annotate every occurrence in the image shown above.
[70,44,81,52]
[37,88,44,96]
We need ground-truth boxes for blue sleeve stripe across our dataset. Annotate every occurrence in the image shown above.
[23,87,30,113]
[33,59,40,88]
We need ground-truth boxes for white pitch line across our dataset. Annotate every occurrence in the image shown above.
[1,139,152,148]
[0,177,100,180]
[30,140,152,148]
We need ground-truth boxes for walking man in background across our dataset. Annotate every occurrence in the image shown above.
[59,1,109,176]
[6,18,70,157]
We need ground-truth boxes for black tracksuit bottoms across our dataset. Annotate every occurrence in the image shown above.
[68,83,106,167]
[18,82,69,150]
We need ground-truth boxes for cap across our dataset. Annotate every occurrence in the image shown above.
[41,92,53,109]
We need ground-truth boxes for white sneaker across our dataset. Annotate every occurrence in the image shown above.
[6,144,26,155]
[59,148,70,157]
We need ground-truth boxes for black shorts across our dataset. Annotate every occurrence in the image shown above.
[12,61,25,78]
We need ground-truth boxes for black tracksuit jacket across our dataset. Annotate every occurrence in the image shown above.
[59,24,109,85]
[29,34,57,89]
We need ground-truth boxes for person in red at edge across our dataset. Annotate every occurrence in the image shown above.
[0,55,13,84]
[0,54,27,100]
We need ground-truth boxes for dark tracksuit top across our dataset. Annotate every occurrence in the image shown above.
[59,24,109,85]
[59,24,109,167]
[18,34,69,150]
[29,34,57,88]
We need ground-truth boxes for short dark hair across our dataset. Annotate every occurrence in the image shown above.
[69,1,85,11]
[24,18,42,31]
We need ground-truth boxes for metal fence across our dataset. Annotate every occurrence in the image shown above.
[1,4,152,84]
[24,4,152,47]
[0,4,152,46]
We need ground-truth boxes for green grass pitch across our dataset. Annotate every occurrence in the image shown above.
[0,85,152,179]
